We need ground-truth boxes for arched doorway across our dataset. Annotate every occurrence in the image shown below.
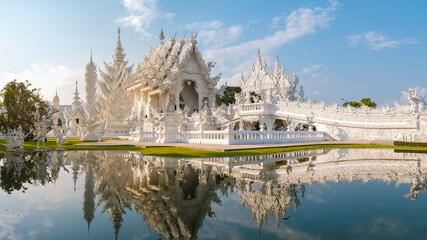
[180,80,199,115]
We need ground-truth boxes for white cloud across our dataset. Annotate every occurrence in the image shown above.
[349,218,411,238]
[185,20,223,30]
[0,212,23,240]
[163,12,175,21]
[303,64,324,74]
[1,64,83,105]
[272,16,281,29]
[116,0,160,37]
[345,34,362,46]
[202,0,338,86]
[43,219,53,228]
[346,31,418,50]
[301,64,331,85]
[185,21,243,48]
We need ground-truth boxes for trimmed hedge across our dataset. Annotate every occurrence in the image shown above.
[394,141,427,147]
[394,149,427,154]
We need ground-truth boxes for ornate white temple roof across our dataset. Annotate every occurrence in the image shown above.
[130,33,220,92]
[240,49,301,101]
[64,81,85,119]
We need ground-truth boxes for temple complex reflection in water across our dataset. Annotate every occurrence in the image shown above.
[1,149,427,239]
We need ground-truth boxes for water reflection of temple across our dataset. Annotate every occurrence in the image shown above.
[1,149,427,239]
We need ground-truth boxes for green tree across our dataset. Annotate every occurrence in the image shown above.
[216,86,242,106]
[360,98,377,108]
[0,80,51,139]
[343,97,377,109]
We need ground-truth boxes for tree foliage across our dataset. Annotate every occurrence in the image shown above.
[343,97,377,109]
[0,80,51,139]
[215,86,242,106]
[0,152,52,194]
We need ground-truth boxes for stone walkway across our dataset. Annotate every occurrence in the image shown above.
[75,139,390,152]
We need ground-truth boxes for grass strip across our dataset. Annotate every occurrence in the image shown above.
[394,141,427,148]
[1,140,427,157]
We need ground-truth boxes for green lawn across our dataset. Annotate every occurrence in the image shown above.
[136,144,408,157]
[0,139,142,152]
[1,140,426,157]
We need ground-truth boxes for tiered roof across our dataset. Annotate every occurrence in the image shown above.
[130,34,220,92]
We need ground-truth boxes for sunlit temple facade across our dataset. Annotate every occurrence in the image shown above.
[55,29,427,143]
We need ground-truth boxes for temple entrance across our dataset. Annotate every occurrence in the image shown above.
[180,80,199,115]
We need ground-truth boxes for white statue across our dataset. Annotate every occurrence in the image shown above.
[2,126,25,151]
[286,117,293,131]
[402,88,420,113]
[298,85,306,102]
[55,127,69,150]
[419,94,426,113]
[306,113,314,131]
[34,115,49,150]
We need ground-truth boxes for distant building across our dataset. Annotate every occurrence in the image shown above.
[64,81,85,133]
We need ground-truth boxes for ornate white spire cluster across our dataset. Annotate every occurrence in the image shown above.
[98,28,134,120]
[240,49,303,102]
[52,87,60,124]
[128,31,220,119]
[72,80,82,111]
[112,28,125,66]
[84,50,100,122]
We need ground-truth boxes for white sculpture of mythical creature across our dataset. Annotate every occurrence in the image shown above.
[306,113,314,131]
[34,115,49,150]
[198,104,210,131]
[216,82,227,98]
[419,94,426,113]
[55,127,69,150]
[298,85,306,102]
[402,88,420,113]
[235,92,242,105]
[286,117,293,131]
[218,104,235,130]
[2,126,25,151]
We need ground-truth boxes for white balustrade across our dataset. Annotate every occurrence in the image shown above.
[130,129,328,145]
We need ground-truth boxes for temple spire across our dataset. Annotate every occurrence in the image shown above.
[72,80,82,110]
[112,27,125,66]
[159,28,165,42]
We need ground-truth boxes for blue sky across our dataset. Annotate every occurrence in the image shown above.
[0,0,426,105]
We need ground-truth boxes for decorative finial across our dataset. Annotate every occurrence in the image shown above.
[113,28,125,65]
[75,80,78,93]
[90,49,93,62]
[159,28,165,42]
[257,47,260,55]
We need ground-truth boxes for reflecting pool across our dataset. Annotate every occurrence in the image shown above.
[1,149,427,239]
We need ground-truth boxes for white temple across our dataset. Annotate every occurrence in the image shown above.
[64,81,85,134]
[55,29,427,143]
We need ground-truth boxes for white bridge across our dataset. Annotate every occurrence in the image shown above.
[127,97,426,144]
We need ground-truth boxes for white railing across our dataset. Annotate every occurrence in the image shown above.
[130,129,329,145]
[239,103,265,112]
[106,120,136,126]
